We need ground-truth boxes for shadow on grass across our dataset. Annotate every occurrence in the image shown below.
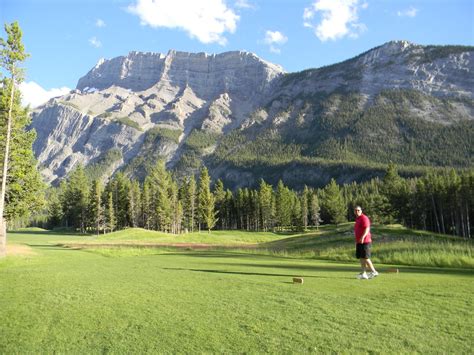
[27,244,81,251]
[220,262,474,276]
[163,267,346,279]
[159,251,474,276]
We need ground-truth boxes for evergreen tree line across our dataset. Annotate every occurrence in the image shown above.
[44,162,473,238]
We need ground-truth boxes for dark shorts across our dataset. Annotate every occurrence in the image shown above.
[356,243,372,259]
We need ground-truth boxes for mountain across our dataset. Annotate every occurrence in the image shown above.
[30,41,474,188]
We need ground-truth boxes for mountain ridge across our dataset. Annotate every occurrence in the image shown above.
[31,41,474,188]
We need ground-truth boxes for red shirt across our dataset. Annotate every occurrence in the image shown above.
[354,214,372,244]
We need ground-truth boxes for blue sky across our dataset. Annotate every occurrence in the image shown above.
[1,0,473,107]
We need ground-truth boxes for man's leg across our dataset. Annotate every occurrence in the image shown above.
[365,258,376,273]
[359,258,366,273]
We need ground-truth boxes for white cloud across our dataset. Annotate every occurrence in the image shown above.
[264,30,288,45]
[19,81,71,108]
[235,0,254,9]
[127,0,239,45]
[303,0,367,42]
[264,30,288,54]
[96,19,106,27]
[89,36,102,48]
[397,6,418,18]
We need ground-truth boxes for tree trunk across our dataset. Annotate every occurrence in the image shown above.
[0,218,6,257]
[466,203,471,239]
[431,195,440,234]
[0,79,16,258]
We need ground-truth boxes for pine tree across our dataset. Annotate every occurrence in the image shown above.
[109,173,131,230]
[184,175,197,232]
[0,22,44,256]
[224,189,234,229]
[169,180,182,234]
[321,179,346,225]
[128,180,141,228]
[46,188,63,229]
[310,191,322,229]
[87,180,103,235]
[275,180,292,230]
[301,185,309,230]
[150,161,172,232]
[197,167,217,232]
[258,179,274,232]
[142,177,153,230]
[213,179,226,229]
[292,192,303,231]
[62,165,89,233]
[105,192,116,233]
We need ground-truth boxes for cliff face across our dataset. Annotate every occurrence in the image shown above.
[76,50,284,98]
[275,41,473,100]
[31,41,474,187]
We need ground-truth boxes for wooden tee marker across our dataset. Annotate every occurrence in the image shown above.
[293,277,304,284]
[386,268,399,273]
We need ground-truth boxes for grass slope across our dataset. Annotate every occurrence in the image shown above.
[1,229,473,353]
[57,224,473,269]
[260,224,474,268]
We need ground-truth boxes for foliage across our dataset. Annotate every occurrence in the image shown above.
[114,116,142,131]
[84,148,122,181]
[46,156,474,238]
[145,126,181,144]
[185,129,220,150]
[97,112,112,119]
[197,167,217,231]
[0,22,44,232]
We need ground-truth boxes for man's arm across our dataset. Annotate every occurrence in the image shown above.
[360,227,370,244]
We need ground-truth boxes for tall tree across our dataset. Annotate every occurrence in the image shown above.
[104,192,116,233]
[142,177,153,230]
[275,180,292,230]
[87,180,103,235]
[258,179,273,232]
[301,185,309,230]
[128,180,141,228]
[321,179,347,225]
[150,161,172,232]
[310,191,322,229]
[62,165,89,233]
[197,167,217,232]
[1,22,42,256]
[213,179,226,229]
[46,188,63,229]
[182,175,197,233]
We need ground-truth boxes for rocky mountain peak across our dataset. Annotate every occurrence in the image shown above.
[76,49,285,97]
[32,43,473,186]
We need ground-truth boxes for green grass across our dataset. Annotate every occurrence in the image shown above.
[93,228,285,244]
[58,224,474,269]
[259,224,474,269]
[1,229,473,353]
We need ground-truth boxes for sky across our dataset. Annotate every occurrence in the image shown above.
[1,0,473,107]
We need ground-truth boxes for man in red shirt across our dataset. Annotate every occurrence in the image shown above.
[354,206,378,279]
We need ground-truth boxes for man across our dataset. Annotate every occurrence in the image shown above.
[354,206,378,279]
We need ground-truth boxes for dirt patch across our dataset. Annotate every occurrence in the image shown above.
[7,244,37,256]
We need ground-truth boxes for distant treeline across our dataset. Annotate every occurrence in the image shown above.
[32,162,472,238]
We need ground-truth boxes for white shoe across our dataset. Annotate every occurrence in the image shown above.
[368,271,379,279]
[357,272,369,279]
